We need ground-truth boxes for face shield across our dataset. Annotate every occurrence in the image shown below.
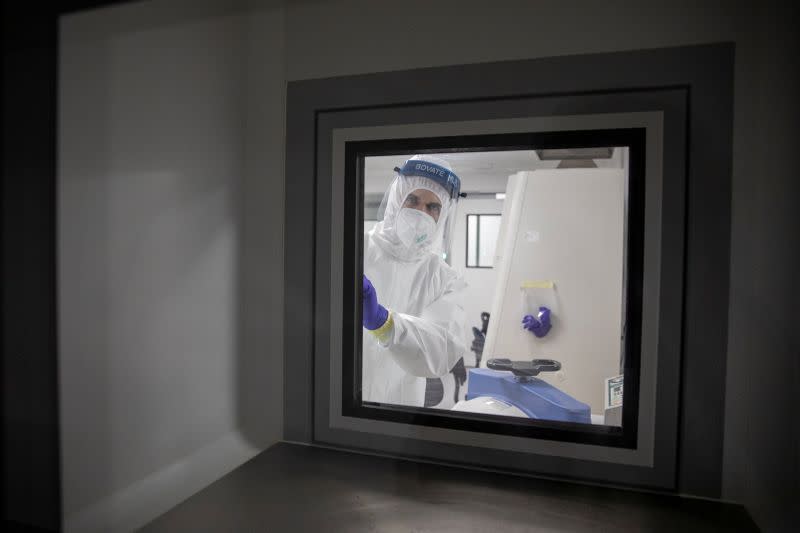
[373,155,462,262]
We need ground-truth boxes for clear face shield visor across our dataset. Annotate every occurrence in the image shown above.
[375,158,462,260]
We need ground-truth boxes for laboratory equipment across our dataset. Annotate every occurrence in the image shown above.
[452,357,591,423]
[482,168,626,414]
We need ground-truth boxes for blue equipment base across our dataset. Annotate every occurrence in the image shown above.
[466,368,591,423]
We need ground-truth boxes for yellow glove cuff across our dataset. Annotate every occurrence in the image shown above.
[368,311,394,344]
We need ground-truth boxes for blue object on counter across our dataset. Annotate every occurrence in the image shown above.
[466,368,591,423]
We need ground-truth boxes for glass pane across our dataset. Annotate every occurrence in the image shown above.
[477,215,501,267]
[360,146,630,432]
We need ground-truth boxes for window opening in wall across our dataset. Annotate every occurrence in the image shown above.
[466,214,502,268]
[344,129,643,448]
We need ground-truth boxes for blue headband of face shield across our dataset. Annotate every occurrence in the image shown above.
[393,159,462,199]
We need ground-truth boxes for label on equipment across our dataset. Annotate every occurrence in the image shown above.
[605,375,624,409]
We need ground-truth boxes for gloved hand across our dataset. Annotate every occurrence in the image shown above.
[522,306,552,338]
[362,275,389,330]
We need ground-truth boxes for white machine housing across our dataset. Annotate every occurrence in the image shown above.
[482,168,626,415]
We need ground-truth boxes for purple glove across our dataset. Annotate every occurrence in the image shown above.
[522,306,552,338]
[362,275,389,330]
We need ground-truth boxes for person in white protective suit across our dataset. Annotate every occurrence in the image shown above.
[361,155,468,407]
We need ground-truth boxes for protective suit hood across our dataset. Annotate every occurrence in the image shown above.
[372,155,461,262]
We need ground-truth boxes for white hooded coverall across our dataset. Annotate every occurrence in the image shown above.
[362,171,468,407]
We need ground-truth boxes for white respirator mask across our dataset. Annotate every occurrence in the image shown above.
[395,207,437,250]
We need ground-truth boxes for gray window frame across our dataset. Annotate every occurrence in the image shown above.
[284,44,734,496]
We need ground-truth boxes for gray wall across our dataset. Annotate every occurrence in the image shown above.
[58,1,285,531]
[721,5,799,533]
[57,0,797,531]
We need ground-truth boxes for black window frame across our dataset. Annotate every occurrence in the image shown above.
[342,128,645,449]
